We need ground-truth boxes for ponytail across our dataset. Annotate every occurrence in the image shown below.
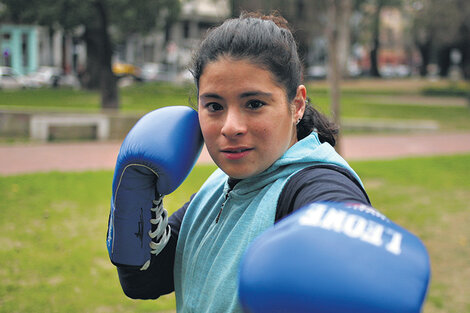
[297,98,338,147]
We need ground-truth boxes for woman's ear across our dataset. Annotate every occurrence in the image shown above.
[292,85,307,122]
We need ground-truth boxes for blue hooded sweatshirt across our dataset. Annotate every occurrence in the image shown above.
[174,132,363,312]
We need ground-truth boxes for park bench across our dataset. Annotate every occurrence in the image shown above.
[29,114,110,141]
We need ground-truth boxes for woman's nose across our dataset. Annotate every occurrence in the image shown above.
[221,109,246,138]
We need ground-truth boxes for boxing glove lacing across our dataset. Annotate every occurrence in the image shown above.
[140,196,171,271]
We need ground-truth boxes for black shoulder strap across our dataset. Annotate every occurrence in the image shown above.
[275,164,370,222]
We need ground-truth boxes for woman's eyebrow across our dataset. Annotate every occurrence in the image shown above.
[240,91,273,98]
[199,91,273,99]
[200,93,223,99]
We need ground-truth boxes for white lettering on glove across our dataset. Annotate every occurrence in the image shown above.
[299,204,402,255]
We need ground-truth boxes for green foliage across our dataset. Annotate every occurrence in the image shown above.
[111,0,181,35]
[0,0,180,33]
[409,0,468,47]
[422,82,470,97]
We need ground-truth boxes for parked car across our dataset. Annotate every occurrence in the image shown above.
[0,66,25,89]
[22,66,63,87]
[306,65,327,80]
[380,64,411,78]
[112,63,139,78]
[139,63,173,82]
[306,62,362,81]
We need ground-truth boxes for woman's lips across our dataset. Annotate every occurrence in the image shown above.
[221,148,254,160]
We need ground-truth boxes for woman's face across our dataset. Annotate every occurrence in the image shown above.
[198,57,306,179]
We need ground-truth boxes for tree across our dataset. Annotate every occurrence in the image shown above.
[0,0,180,110]
[326,0,353,154]
[231,0,327,69]
[369,0,385,77]
[357,0,403,77]
[409,0,470,79]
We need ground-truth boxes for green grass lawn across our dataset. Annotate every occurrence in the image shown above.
[307,79,470,132]
[0,82,194,113]
[0,154,469,312]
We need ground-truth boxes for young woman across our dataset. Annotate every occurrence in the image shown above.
[117,12,370,312]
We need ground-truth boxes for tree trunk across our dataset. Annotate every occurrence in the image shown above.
[83,24,119,108]
[82,27,103,90]
[61,33,68,75]
[95,0,119,110]
[48,27,55,66]
[370,0,384,77]
[94,0,119,110]
[231,0,240,17]
[327,0,342,154]
[437,45,451,78]
[338,0,352,78]
[417,38,432,77]
[459,24,470,80]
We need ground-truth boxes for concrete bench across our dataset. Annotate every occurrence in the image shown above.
[30,114,110,141]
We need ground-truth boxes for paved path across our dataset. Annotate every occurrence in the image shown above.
[1,132,470,176]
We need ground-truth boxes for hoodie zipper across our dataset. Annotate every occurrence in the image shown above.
[215,190,231,223]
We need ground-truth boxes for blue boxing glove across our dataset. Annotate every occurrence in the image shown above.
[106,106,203,270]
[238,202,431,313]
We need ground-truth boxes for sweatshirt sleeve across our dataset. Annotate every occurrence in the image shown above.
[116,195,193,299]
[276,165,370,222]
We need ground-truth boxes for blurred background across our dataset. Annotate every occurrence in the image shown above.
[0,0,469,141]
[0,1,469,313]
[0,0,469,106]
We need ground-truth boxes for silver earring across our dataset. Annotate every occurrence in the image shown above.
[296,118,301,125]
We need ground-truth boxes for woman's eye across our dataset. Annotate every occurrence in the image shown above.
[206,102,223,112]
[247,100,265,110]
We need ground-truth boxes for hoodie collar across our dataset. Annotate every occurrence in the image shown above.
[224,132,324,197]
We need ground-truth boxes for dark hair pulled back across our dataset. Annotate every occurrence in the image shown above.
[190,12,338,146]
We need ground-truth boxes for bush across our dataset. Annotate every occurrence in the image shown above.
[421,82,470,97]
